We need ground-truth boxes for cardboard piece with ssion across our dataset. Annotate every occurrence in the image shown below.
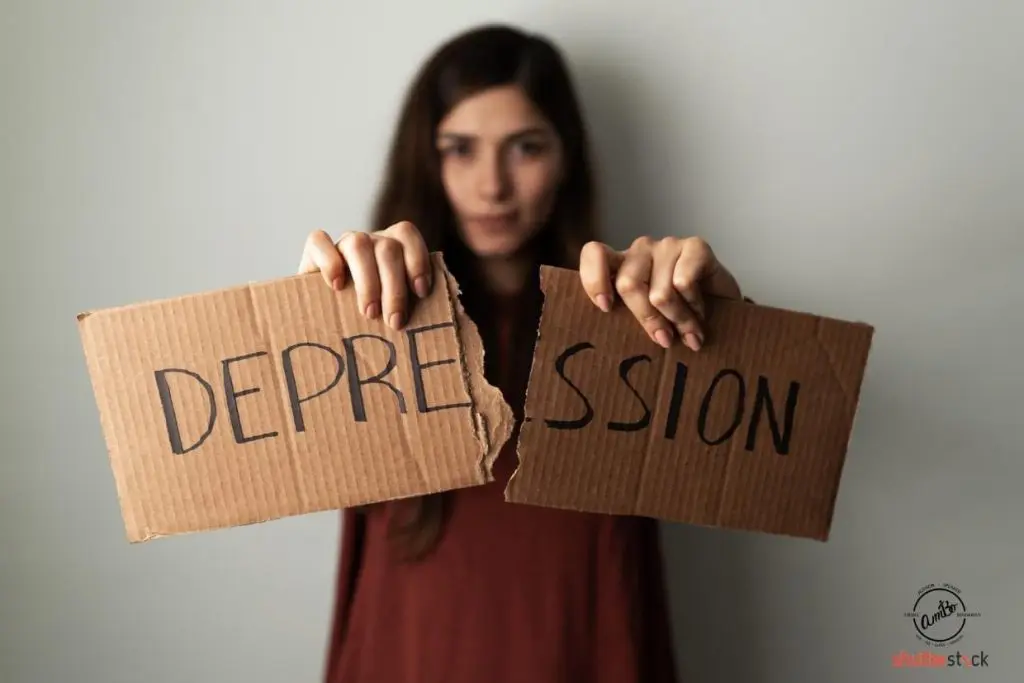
[506,265,875,541]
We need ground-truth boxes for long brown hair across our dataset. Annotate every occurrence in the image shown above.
[364,23,601,559]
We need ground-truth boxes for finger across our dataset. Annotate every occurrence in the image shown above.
[380,221,432,298]
[297,230,325,275]
[578,240,624,312]
[299,229,347,289]
[650,242,704,351]
[336,231,381,319]
[614,239,674,349]
[674,237,743,334]
[683,237,743,301]
[375,237,409,330]
[672,247,707,332]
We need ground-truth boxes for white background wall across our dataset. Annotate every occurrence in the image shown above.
[2,1,1021,681]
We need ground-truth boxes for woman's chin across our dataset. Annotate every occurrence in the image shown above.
[461,232,530,260]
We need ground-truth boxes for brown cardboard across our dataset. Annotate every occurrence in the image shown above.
[77,253,513,542]
[506,265,874,541]
[79,251,873,544]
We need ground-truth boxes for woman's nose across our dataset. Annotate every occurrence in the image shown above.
[476,152,510,200]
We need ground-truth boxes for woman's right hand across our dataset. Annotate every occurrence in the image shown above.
[297,221,433,331]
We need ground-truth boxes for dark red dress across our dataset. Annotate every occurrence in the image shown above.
[322,288,679,683]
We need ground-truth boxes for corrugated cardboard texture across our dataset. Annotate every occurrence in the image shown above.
[77,253,512,542]
[506,265,875,541]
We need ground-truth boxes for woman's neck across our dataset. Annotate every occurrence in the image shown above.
[475,252,536,297]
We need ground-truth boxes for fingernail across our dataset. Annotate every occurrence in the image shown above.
[414,276,430,298]
[654,329,672,349]
[389,312,403,330]
[332,277,342,291]
[684,332,702,351]
[365,302,380,319]
[596,294,611,312]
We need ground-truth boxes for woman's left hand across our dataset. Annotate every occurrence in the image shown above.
[579,236,743,352]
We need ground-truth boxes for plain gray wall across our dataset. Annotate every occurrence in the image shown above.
[2,1,1021,681]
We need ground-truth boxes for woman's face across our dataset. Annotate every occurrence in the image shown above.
[436,85,565,258]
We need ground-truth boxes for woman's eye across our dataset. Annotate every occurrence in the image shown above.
[516,140,546,156]
[441,141,472,158]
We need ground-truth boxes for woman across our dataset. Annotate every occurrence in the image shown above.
[298,23,744,683]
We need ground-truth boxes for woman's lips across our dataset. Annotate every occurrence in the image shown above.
[468,213,518,233]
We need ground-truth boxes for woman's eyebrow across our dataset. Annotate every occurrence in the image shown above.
[504,126,548,141]
[437,126,548,143]
[437,131,473,143]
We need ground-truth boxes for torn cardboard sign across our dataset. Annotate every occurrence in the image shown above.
[79,250,872,544]
[506,265,874,541]
[77,253,512,542]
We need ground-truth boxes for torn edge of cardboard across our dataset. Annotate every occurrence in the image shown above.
[440,261,515,481]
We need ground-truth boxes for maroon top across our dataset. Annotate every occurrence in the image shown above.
[322,288,679,683]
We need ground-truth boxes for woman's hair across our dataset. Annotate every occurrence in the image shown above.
[365,23,601,560]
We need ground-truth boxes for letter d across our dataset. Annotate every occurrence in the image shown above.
[154,368,217,454]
